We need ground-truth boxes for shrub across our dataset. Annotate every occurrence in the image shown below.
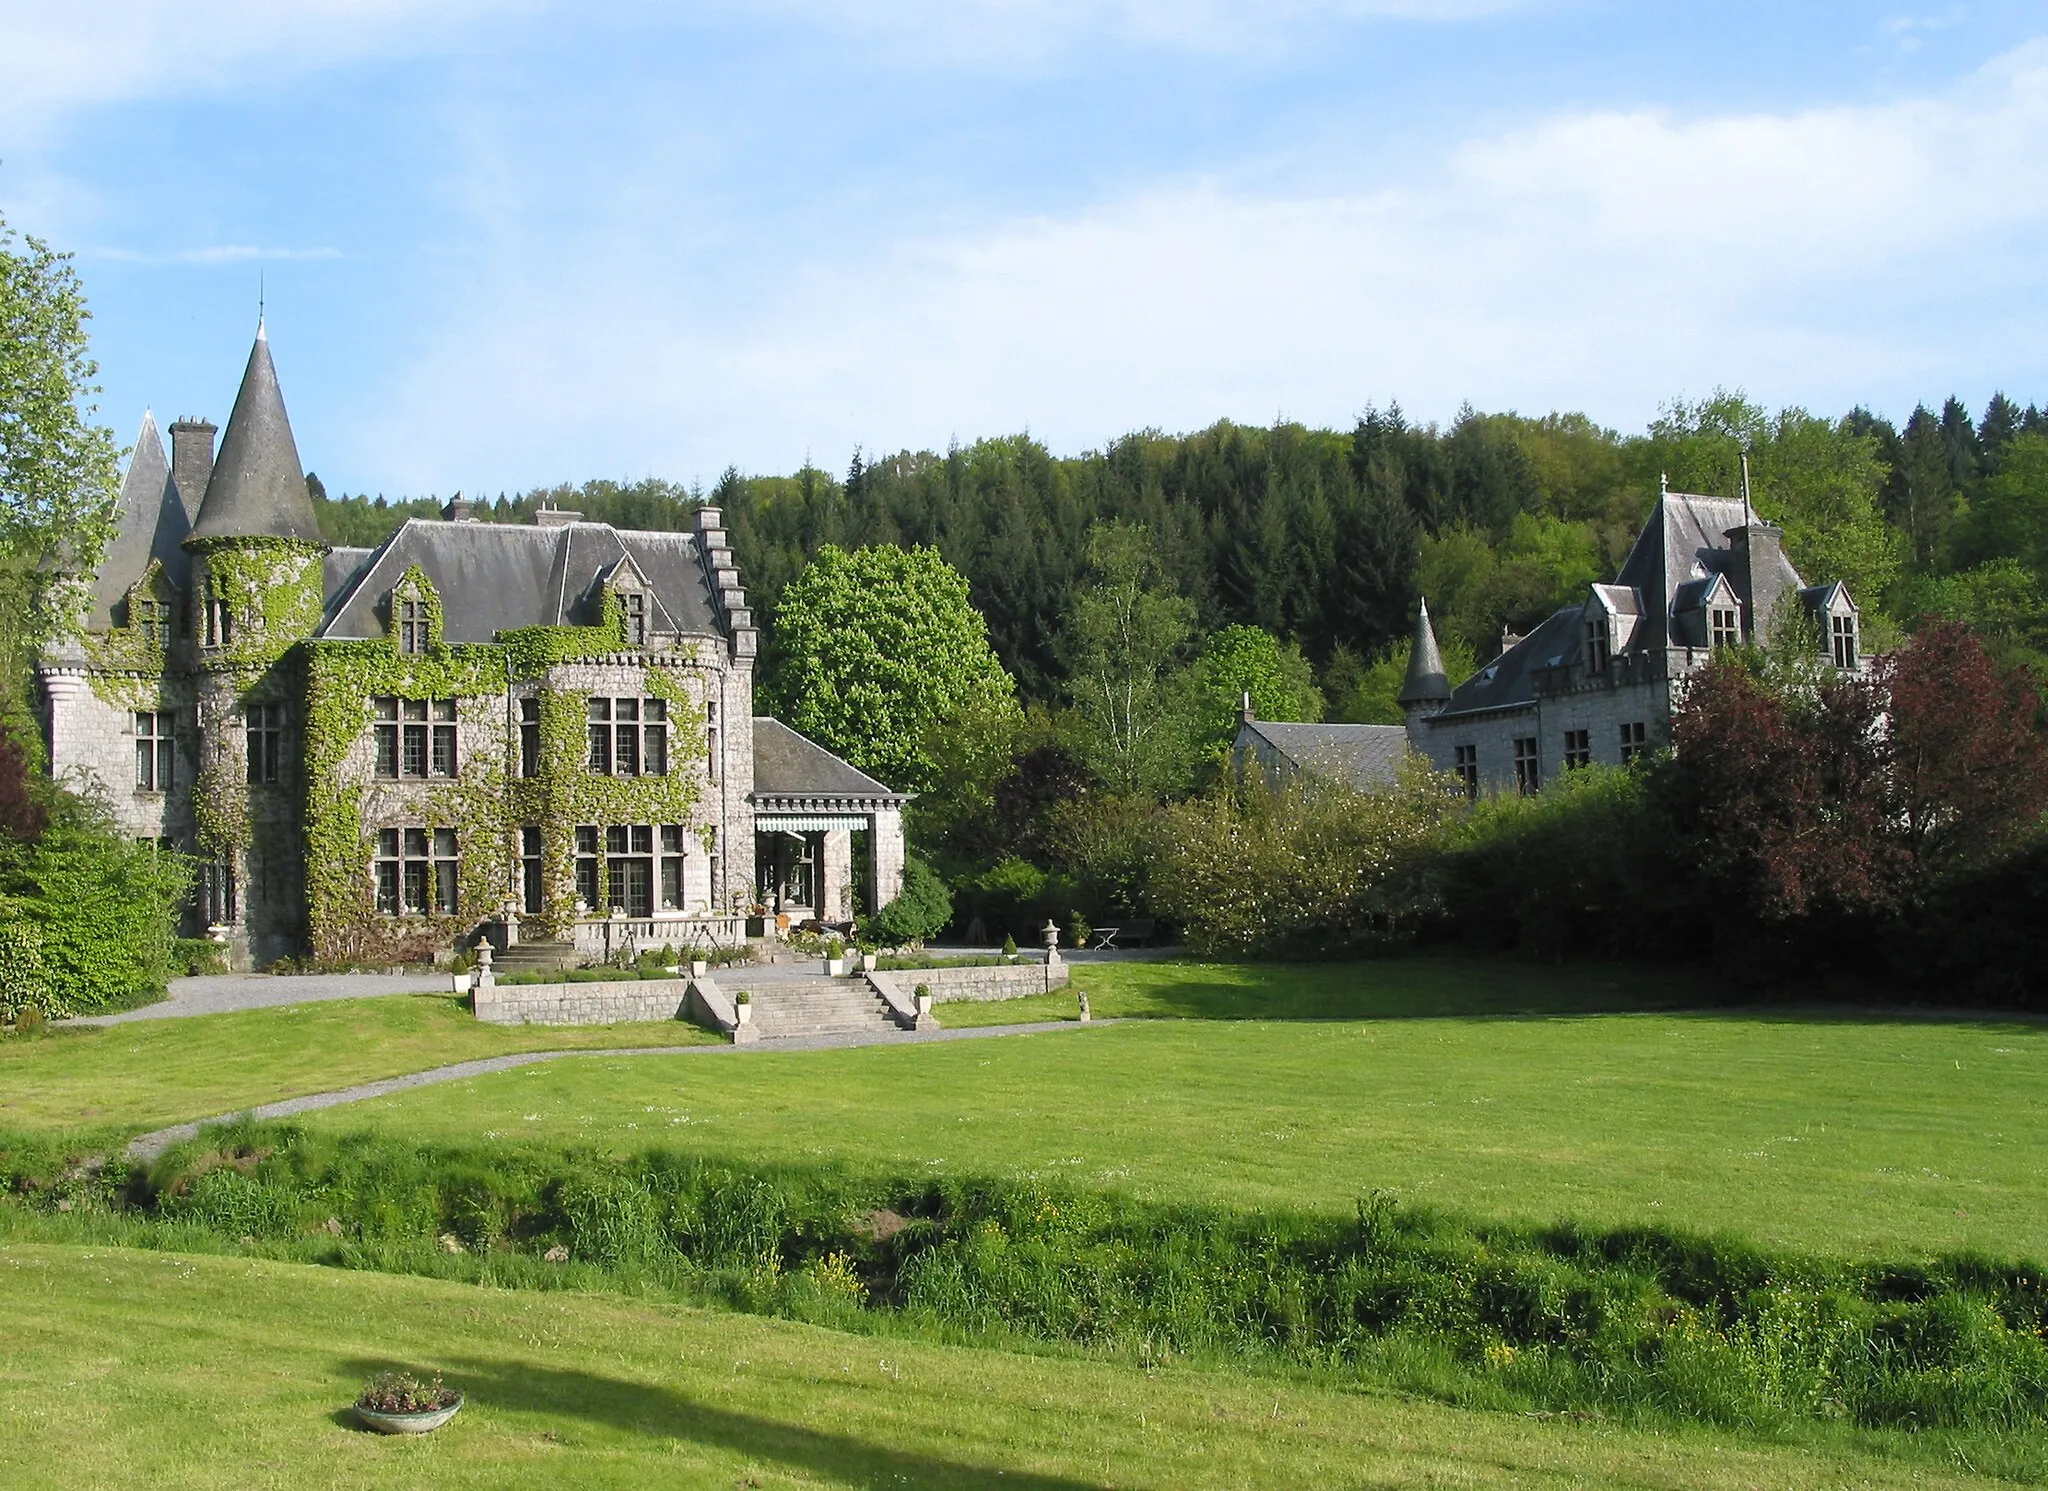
[1148,764,1459,958]
[866,852,952,945]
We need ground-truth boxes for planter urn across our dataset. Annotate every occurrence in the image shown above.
[354,1395,463,1435]
[824,957,849,977]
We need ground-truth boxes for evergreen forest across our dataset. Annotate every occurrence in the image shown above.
[310,392,2048,719]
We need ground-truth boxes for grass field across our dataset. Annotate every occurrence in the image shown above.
[0,1239,2009,1491]
[298,1001,2048,1262]
[0,994,717,1141]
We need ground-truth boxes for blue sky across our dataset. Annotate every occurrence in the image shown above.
[4,1,2047,497]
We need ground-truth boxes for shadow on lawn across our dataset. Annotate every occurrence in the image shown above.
[342,1356,1111,1490]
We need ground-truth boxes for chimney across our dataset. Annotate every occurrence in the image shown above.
[1724,522,1788,640]
[1239,690,1255,726]
[442,494,476,523]
[533,504,583,528]
[168,418,216,519]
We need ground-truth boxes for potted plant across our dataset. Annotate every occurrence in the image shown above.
[823,936,848,977]
[354,1371,462,1435]
[734,988,752,1025]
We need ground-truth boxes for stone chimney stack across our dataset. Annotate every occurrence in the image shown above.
[442,495,476,522]
[168,418,216,521]
[1725,522,1789,641]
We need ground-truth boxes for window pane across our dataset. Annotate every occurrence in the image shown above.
[435,860,458,915]
[432,699,454,721]
[616,698,638,722]
[575,857,598,909]
[521,697,539,722]
[376,861,399,915]
[431,724,456,776]
[434,827,457,858]
[375,725,398,777]
[631,825,653,855]
[661,857,682,909]
[404,699,428,721]
[403,860,429,913]
[587,726,610,773]
[379,828,399,856]
[607,825,630,855]
[136,740,153,789]
[587,698,610,722]
[374,697,397,720]
[159,740,175,791]
[522,826,543,856]
[616,723,638,775]
[575,826,598,855]
[645,698,665,722]
[645,725,666,776]
[403,724,427,776]
[660,825,684,853]
[405,827,430,858]
[135,711,153,735]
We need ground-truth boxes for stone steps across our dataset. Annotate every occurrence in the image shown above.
[492,940,581,975]
[738,978,903,1039]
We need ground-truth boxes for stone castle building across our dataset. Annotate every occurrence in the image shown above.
[37,328,907,969]
[1235,490,1863,796]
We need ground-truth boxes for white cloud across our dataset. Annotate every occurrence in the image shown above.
[87,244,343,264]
[341,37,2048,491]
[0,0,531,134]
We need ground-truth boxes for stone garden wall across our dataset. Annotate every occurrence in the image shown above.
[904,961,1072,1003]
[474,978,692,1026]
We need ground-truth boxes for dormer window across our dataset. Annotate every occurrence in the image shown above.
[398,598,428,654]
[133,598,171,645]
[1832,614,1857,670]
[623,591,647,646]
[1585,619,1610,676]
[1710,607,1740,649]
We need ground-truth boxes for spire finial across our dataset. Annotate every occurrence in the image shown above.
[258,269,265,334]
[1660,470,1669,496]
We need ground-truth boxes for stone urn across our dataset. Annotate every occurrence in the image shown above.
[354,1396,463,1435]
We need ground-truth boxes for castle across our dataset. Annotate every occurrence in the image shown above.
[1235,489,1864,795]
[36,328,907,969]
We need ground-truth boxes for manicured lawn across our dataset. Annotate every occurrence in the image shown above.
[307,1007,2048,1262]
[0,1240,2005,1490]
[940,954,1724,1026]
[0,994,717,1141]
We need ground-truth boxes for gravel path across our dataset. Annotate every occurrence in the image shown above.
[63,972,455,1026]
[121,1018,1106,1161]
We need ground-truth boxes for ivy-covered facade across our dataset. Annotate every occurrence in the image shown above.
[38,328,908,969]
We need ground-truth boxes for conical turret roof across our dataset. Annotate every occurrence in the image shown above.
[188,325,325,545]
[90,412,192,626]
[1397,597,1451,705]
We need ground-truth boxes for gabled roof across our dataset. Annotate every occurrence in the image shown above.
[1237,720,1411,790]
[188,326,325,545]
[1613,492,1803,652]
[1588,583,1639,617]
[752,717,911,801]
[91,412,192,626]
[316,519,721,642]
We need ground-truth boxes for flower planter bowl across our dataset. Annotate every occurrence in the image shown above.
[354,1395,463,1435]
[824,958,849,977]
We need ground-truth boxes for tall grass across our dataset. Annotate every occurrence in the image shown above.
[6,1122,2046,1441]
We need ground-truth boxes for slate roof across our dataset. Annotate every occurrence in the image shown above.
[91,412,192,627]
[317,520,721,642]
[1397,598,1451,705]
[1434,606,1583,720]
[188,326,325,545]
[1612,492,1801,652]
[1238,720,1412,790]
[1432,491,1820,721]
[752,717,911,801]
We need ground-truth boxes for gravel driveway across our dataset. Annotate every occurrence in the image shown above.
[63,971,455,1027]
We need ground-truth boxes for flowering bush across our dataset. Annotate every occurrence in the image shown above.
[356,1372,458,1414]
[1148,760,1461,957]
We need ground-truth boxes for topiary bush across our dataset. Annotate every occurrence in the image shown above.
[865,851,952,946]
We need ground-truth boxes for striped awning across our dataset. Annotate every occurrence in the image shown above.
[755,814,873,832]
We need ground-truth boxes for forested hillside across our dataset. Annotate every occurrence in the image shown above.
[311,392,2048,712]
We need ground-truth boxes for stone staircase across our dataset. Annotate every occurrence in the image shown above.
[489,939,582,977]
[734,973,905,1040]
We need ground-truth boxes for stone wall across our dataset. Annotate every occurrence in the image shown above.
[899,960,1072,1003]
[1413,673,1679,794]
[474,977,692,1025]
